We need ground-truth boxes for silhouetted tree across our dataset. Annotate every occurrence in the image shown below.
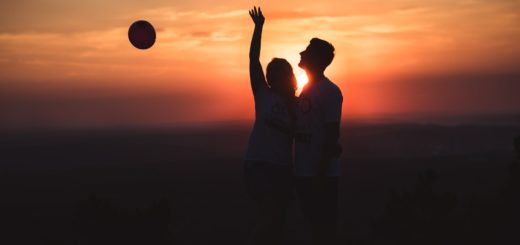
[371,170,458,245]
[510,136,520,192]
[73,193,173,244]
[457,136,520,244]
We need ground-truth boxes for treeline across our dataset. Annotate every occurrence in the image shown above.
[369,136,520,245]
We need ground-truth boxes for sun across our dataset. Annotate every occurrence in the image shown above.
[296,72,308,96]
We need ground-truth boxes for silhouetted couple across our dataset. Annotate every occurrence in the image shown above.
[244,6,343,245]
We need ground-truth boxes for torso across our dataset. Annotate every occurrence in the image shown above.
[245,88,294,165]
[294,78,343,176]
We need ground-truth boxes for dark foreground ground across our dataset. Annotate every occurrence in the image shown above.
[1,122,519,244]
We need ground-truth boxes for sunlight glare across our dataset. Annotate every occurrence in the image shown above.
[296,72,308,96]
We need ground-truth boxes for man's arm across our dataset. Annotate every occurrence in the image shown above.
[317,122,341,177]
[248,7,267,93]
[316,88,343,182]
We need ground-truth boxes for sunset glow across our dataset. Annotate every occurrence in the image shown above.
[1,0,519,129]
[296,72,308,95]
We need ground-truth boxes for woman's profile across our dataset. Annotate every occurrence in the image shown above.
[244,6,297,245]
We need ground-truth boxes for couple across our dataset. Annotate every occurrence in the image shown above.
[244,6,343,245]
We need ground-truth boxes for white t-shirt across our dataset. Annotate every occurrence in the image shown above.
[294,77,343,176]
[245,87,294,165]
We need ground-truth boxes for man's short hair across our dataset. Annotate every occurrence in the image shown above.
[310,38,335,70]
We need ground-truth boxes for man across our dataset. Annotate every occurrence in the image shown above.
[295,38,343,245]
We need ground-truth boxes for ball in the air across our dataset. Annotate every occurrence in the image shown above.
[128,20,156,49]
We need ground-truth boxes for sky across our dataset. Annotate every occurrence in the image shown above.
[1,0,519,129]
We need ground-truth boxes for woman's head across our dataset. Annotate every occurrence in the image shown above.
[266,58,296,98]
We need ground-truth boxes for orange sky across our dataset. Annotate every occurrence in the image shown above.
[1,0,520,128]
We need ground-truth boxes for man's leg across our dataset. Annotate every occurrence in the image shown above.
[295,177,314,222]
[313,177,339,245]
[296,176,339,245]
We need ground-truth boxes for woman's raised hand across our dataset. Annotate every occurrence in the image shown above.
[249,6,265,26]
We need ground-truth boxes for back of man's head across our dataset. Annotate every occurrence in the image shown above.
[309,38,335,71]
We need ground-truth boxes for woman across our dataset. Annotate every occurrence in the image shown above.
[244,6,297,245]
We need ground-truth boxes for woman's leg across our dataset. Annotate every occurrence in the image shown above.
[245,161,290,245]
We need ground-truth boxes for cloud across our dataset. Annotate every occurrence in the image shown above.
[1,0,520,128]
[343,72,520,117]
[0,81,224,129]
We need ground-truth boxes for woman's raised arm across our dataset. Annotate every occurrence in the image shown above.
[248,6,267,93]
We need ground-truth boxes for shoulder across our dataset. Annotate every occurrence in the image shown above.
[325,78,341,92]
[253,86,271,99]
[322,78,343,100]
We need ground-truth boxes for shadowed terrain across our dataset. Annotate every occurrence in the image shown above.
[1,121,519,244]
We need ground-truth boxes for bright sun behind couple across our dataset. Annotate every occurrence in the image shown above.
[296,71,309,95]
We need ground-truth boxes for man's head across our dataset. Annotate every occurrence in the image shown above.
[298,38,335,73]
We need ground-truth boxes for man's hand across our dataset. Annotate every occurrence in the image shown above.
[249,6,265,26]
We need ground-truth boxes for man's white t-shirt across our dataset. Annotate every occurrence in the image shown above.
[295,77,343,176]
[245,87,293,165]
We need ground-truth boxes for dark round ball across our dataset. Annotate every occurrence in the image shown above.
[128,20,156,49]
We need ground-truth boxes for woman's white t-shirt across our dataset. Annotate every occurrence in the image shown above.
[245,87,293,165]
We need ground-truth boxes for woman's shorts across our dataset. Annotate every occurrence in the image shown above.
[244,160,292,202]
